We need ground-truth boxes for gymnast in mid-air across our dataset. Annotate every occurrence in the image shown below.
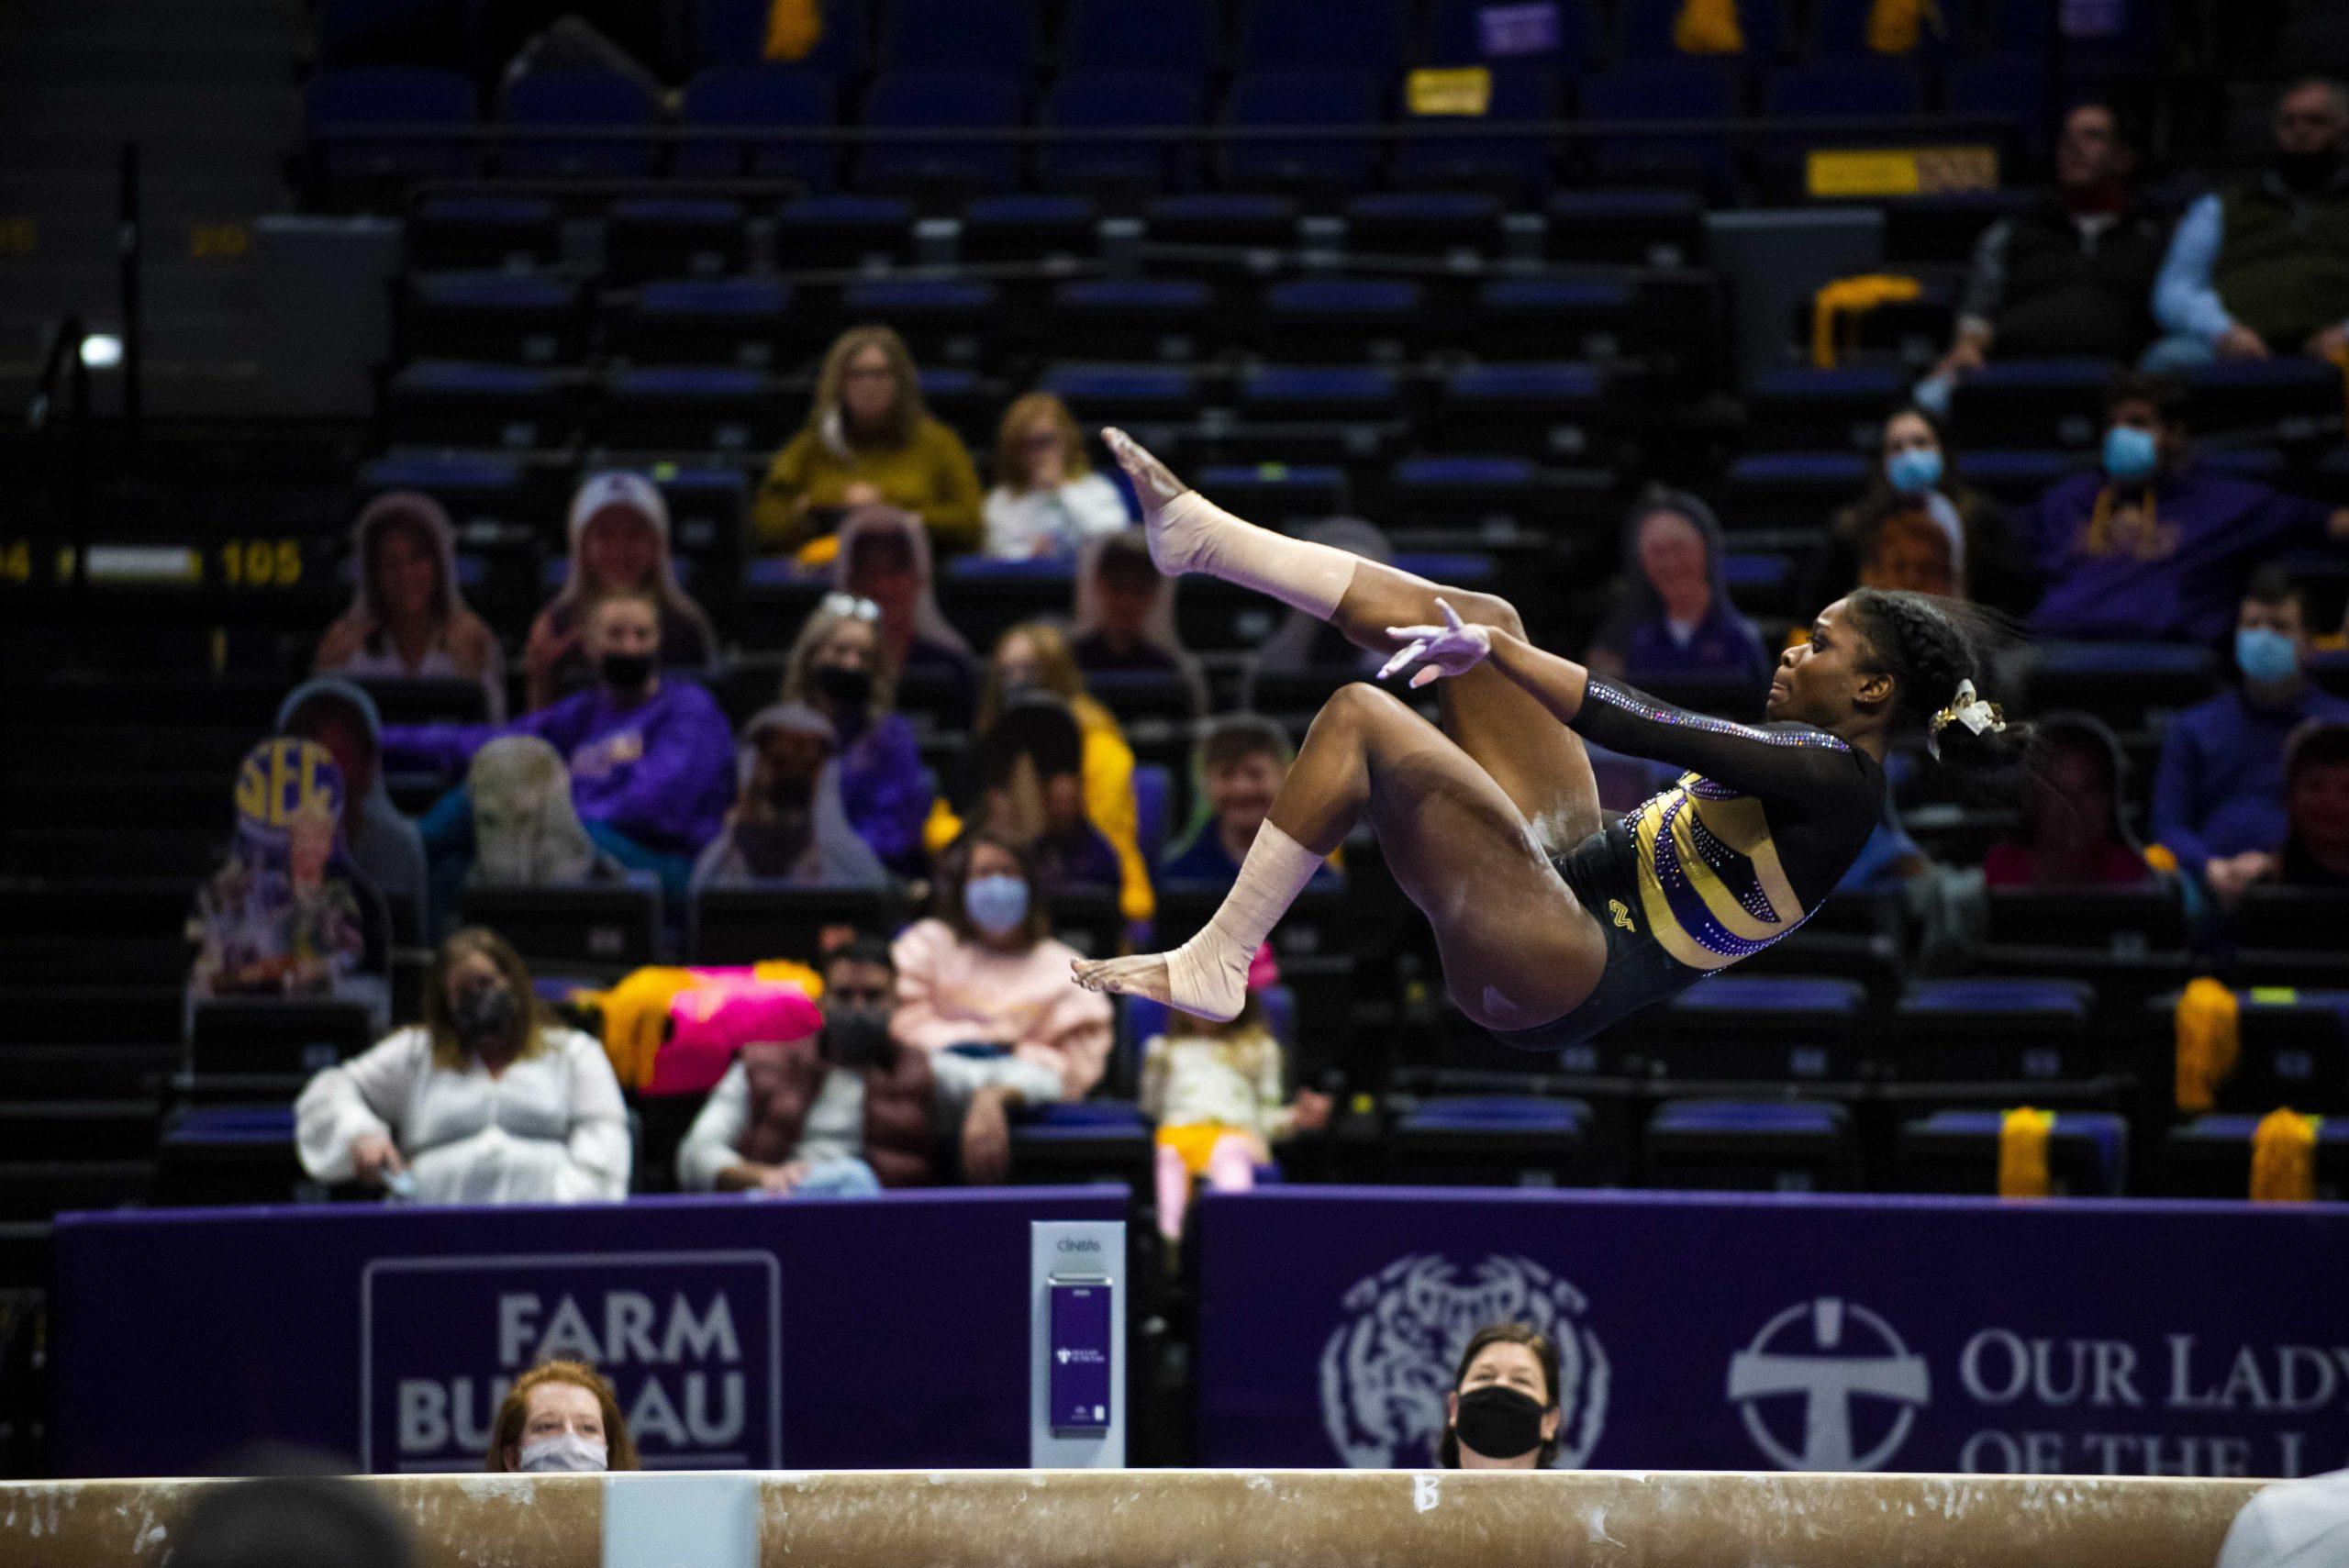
[1074,430,2025,1047]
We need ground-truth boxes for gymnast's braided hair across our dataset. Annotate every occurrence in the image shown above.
[1842,588,2032,784]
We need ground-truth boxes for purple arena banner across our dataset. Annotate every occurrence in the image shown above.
[1196,1187,2349,1478]
[48,1187,1125,1478]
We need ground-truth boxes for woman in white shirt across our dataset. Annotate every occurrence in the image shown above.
[296,927,630,1204]
[981,393,1134,559]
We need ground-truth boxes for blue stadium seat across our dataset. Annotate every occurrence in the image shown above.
[2183,358,2343,439]
[841,277,1003,363]
[773,194,917,267]
[1745,366,1905,450]
[1643,1100,1855,1193]
[1955,448,2076,505]
[384,361,579,450]
[651,466,752,590]
[1063,0,1218,77]
[1389,1095,1593,1186]
[1764,59,1921,124]
[602,365,778,453]
[1389,65,1560,199]
[306,65,477,182]
[1260,279,1423,357]
[1618,0,1783,59]
[1805,0,1946,58]
[1009,1101,1154,1185]
[406,195,558,271]
[1132,764,1173,864]
[356,453,531,528]
[1472,278,1641,361]
[881,0,1037,79]
[1985,0,2166,73]
[2165,1114,2349,1201]
[1548,188,1708,265]
[1039,71,1207,195]
[499,69,657,177]
[1438,362,1606,457]
[1941,53,2050,172]
[403,272,583,364]
[1344,191,1505,256]
[1241,363,1400,417]
[155,1106,308,1208]
[1386,455,1562,527]
[1889,979,2098,1091]
[1577,61,1741,196]
[1051,278,1219,360]
[2026,640,2220,724]
[1040,362,1203,423]
[675,67,839,187]
[690,885,907,965]
[1639,975,1869,1084]
[460,884,662,971]
[605,196,750,284]
[2176,987,2349,1115]
[856,71,1023,198]
[1950,357,2114,450]
[1221,69,1383,196]
[1194,463,1351,522]
[1421,0,1591,77]
[1896,1110,2128,1196]
[315,0,454,68]
[1145,192,1299,247]
[1239,0,1406,72]
[622,278,797,368]
[1724,451,1870,528]
[962,194,1100,265]
[693,0,867,77]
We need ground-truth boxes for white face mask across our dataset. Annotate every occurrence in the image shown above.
[517,1431,608,1473]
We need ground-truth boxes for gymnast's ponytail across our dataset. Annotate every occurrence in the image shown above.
[1843,588,2033,789]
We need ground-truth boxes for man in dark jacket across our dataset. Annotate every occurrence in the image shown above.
[1928,103,2169,387]
[2146,78,2349,371]
[675,936,1063,1194]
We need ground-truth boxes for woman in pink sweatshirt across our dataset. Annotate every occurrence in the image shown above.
[889,831,1114,1099]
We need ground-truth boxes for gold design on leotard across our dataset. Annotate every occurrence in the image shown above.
[1608,898,1633,931]
[1629,773,1807,972]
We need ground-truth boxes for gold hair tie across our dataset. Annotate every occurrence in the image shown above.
[1928,678,2006,759]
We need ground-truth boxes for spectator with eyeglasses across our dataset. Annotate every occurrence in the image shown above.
[753,326,984,562]
[983,393,1134,559]
[778,592,936,875]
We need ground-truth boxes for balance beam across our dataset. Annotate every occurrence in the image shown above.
[0,1468,2262,1568]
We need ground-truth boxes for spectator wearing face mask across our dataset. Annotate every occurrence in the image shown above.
[890,832,1113,1099]
[677,937,1063,1194]
[317,491,506,719]
[2145,79,2349,373]
[2153,571,2349,906]
[1161,715,1341,892]
[779,592,934,874]
[692,706,889,892]
[1985,714,2156,888]
[2025,375,2349,643]
[1436,1324,1564,1471]
[277,678,429,940]
[389,590,737,905]
[966,620,1151,926]
[1586,489,1773,693]
[1070,529,1208,714]
[295,927,630,1203]
[1814,408,2029,614]
[524,473,718,713]
[1918,102,2166,395]
[983,393,1134,559]
[484,1361,639,1474]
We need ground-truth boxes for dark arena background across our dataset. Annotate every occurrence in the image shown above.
[5,0,2349,1562]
